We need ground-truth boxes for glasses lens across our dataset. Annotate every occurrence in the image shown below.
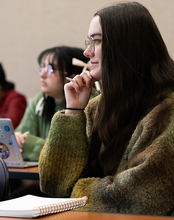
[38,66,44,74]
[85,38,94,52]
[90,37,95,53]
[85,39,90,49]
[38,65,53,77]
[47,65,53,77]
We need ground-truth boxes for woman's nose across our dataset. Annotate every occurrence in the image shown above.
[39,69,47,78]
[83,46,94,58]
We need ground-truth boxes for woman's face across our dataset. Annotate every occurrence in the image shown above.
[84,15,102,81]
[39,54,65,102]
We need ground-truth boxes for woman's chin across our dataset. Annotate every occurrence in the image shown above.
[90,71,101,81]
[41,88,48,94]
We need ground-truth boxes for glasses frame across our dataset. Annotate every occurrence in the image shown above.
[85,36,102,53]
[38,64,53,77]
[85,36,96,53]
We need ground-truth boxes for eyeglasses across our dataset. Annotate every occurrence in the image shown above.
[38,65,54,77]
[85,36,102,53]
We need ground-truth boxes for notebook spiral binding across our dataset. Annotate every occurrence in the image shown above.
[34,196,88,216]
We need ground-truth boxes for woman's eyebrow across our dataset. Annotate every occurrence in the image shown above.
[88,33,102,38]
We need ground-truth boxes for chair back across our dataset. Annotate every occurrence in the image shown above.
[0,157,9,201]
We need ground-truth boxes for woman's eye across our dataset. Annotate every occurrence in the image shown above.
[94,39,101,44]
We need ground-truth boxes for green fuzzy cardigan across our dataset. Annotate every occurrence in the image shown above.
[39,92,174,216]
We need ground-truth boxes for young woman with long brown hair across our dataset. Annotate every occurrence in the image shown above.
[39,2,174,215]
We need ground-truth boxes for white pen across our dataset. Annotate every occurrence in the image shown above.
[66,77,75,82]
[66,77,100,95]
[23,131,30,136]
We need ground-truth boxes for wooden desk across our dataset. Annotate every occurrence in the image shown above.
[8,166,39,180]
[0,211,172,220]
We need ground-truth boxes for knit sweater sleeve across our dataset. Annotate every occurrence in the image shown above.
[39,110,89,198]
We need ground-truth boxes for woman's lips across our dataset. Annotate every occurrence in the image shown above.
[90,61,98,68]
[41,81,46,86]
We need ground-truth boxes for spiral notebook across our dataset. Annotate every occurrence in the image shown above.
[0,195,88,218]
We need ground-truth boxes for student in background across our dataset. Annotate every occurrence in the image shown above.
[0,63,27,129]
[15,46,89,162]
[39,2,174,216]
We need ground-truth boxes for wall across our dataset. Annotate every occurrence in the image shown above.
[0,0,174,99]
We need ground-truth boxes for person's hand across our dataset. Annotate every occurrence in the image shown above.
[15,132,28,152]
[64,71,95,114]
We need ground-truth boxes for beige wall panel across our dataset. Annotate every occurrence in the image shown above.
[0,0,174,99]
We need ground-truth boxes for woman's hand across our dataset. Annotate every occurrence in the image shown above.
[15,132,28,152]
[64,71,95,114]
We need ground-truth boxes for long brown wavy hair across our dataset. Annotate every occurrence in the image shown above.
[89,2,174,177]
